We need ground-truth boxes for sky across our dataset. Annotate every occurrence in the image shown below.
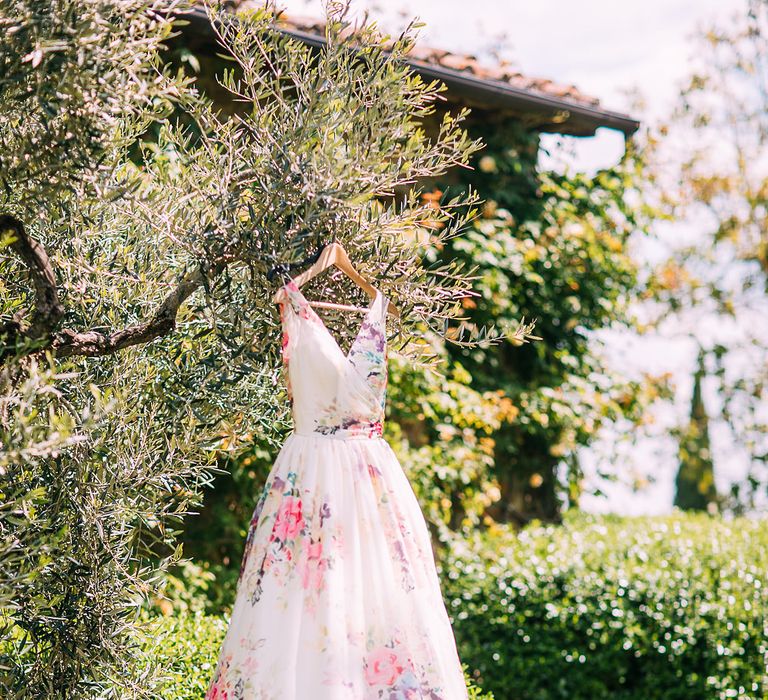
[277,0,752,514]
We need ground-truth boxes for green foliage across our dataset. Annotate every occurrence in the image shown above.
[443,512,768,700]
[444,125,667,519]
[126,1,485,374]
[137,613,228,699]
[0,357,216,698]
[386,347,515,535]
[169,441,280,614]
[674,350,718,510]
[134,612,494,699]
[0,0,183,216]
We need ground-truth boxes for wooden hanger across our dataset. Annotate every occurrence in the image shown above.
[272,242,400,317]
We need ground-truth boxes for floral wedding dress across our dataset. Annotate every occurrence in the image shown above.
[205,280,469,700]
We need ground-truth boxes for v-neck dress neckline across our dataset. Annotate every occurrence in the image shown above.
[281,280,383,362]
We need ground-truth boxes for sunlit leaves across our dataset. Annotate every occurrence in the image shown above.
[0,357,217,698]
[0,0,186,217]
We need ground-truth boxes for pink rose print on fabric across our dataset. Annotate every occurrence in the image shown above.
[205,657,233,700]
[272,496,304,540]
[365,648,406,686]
[206,682,227,700]
[301,537,327,591]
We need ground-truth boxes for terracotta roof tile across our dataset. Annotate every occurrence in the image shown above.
[437,53,480,73]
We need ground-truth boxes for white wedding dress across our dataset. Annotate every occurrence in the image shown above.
[205,280,469,700]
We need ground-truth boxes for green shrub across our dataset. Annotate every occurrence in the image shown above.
[442,512,768,700]
[139,612,494,699]
[139,613,228,700]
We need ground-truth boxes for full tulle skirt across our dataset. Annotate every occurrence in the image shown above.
[205,432,468,700]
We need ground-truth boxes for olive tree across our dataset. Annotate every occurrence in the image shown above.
[0,1,488,696]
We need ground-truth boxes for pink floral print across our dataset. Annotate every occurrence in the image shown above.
[365,648,407,686]
[363,637,450,699]
[271,496,304,540]
[300,537,326,591]
[237,471,335,607]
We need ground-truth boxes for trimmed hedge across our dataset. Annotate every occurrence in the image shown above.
[442,512,768,700]
[140,612,494,699]
[139,613,228,700]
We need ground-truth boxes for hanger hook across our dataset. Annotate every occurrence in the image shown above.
[266,241,327,283]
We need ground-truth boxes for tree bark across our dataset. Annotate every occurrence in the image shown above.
[1,214,64,339]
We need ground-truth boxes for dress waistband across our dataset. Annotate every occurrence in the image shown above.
[291,429,384,442]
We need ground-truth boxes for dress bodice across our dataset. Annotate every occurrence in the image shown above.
[275,280,388,439]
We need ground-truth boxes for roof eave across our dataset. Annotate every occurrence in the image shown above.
[407,60,640,137]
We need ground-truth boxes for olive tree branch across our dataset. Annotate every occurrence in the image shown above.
[2,212,232,360]
[51,260,230,358]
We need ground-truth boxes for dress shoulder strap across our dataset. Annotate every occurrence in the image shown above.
[374,288,388,323]
[275,280,307,316]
